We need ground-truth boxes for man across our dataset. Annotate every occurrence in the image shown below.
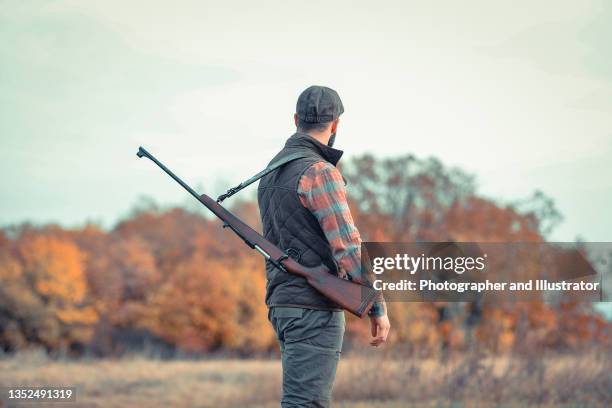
[257,85,391,407]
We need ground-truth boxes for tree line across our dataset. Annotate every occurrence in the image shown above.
[0,154,608,356]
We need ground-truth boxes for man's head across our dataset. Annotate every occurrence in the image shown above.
[294,85,344,147]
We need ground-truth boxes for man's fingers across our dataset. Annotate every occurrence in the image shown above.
[370,325,388,346]
[370,336,386,346]
[369,315,391,347]
[370,323,381,346]
[370,325,390,346]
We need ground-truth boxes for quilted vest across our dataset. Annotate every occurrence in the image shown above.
[257,132,344,310]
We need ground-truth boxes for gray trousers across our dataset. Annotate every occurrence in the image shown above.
[268,307,346,408]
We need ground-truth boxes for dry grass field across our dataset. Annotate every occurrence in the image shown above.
[0,349,610,407]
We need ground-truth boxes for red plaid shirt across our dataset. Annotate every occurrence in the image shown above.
[298,161,385,316]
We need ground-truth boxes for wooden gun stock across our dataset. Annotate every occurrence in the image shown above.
[284,261,376,318]
[137,146,376,318]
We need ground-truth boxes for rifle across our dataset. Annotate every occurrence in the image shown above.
[136,146,376,317]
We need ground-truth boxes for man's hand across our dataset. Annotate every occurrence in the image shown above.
[370,314,391,347]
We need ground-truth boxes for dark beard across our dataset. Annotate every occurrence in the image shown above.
[327,133,336,147]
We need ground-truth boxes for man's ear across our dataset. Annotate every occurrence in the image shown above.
[331,118,340,133]
[294,113,299,127]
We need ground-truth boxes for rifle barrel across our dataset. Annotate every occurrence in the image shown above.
[137,146,201,201]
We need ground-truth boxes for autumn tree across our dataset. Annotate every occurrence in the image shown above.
[0,233,97,353]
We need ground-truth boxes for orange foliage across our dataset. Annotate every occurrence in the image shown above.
[0,235,97,351]
[18,236,88,304]
[0,155,608,356]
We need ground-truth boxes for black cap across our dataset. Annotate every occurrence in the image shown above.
[296,85,344,123]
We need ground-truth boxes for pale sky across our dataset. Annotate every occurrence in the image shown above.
[1,0,611,241]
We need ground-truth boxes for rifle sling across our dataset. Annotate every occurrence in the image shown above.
[216,152,309,202]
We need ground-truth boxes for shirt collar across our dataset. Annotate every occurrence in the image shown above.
[285,132,344,166]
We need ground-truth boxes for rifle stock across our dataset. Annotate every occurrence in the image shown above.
[290,262,376,318]
[137,146,376,318]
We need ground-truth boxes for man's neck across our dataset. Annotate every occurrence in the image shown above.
[301,131,330,146]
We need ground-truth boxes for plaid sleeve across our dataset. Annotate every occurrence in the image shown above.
[298,161,385,317]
